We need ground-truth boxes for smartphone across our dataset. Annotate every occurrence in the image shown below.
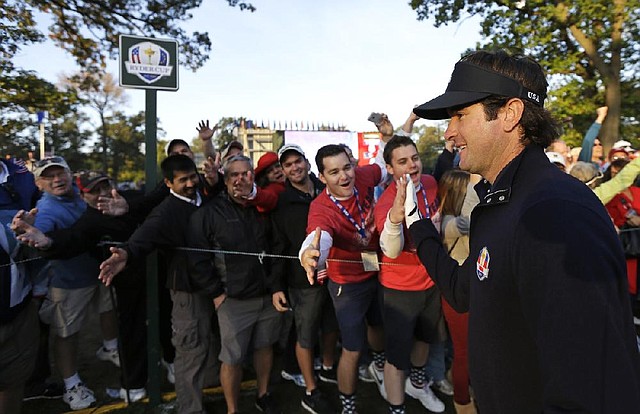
[368,112,383,125]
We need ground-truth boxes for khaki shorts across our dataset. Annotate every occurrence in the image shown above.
[217,295,282,365]
[0,300,39,389]
[40,284,114,338]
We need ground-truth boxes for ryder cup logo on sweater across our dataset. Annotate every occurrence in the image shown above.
[125,42,173,84]
[476,247,490,281]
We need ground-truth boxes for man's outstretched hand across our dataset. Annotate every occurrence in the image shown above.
[97,190,129,216]
[98,247,129,286]
[301,227,322,286]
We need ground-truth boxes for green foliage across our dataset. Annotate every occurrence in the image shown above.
[104,111,146,182]
[409,0,640,146]
[61,71,128,170]
[1,0,255,164]
[48,111,93,170]
[214,117,241,150]
[414,124,447,173]
[20,0,255,71]
[272,130,284,151]
[0,1,43,72]
[0,70,81,157]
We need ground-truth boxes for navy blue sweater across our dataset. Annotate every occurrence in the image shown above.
[411,144,640,413]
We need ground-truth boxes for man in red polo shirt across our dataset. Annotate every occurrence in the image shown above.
[300,133,390,414]
[374,135,447,414]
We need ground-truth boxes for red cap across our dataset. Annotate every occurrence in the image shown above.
[254,152,279,176]
[608,147,630,162]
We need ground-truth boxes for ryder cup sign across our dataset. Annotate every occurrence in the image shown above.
[119,35,179,91]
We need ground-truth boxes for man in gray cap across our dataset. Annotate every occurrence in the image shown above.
[399,50,640,412]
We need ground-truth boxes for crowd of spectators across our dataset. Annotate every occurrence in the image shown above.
[2,49,640,414]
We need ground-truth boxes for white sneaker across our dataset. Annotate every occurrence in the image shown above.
[405,378,445,413]
[432,378,454,396]
[119,387,147,402]
[161,359,175,384]
[367,362,386,399]
[63,383,96,410]
[96,346,120,368]
[358,364,374,383]
[281,369,306,387]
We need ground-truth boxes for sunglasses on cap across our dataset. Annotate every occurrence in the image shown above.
[585,171,604,187]
[34,156,66,168]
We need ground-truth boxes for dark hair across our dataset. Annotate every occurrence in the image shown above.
[462,50,560,147]
[383,135,417,165]
[166,139,191,156]
[161,154,196,182]
[315,144,350,174]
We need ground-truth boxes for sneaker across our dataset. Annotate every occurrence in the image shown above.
[367,362,385,399]
[313,357,323,371]
[318,366,337,384]
[405,378,445,413]
[301,388,335,414]
[255,392,282,414]
[63,383,96,410]
[23,381,63,401]
[162,359,175,384]
[358,364,374,383]
[432,378,454,396]
[634,316,640,326]
[281,369,306,387]
[96,346,120,368]
[119,387,147,402]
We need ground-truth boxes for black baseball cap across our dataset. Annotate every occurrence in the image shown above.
[414,61,546,120]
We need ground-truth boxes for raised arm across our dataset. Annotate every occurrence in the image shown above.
[378,177,408,258]
[578,106,607,163]
[196,119,218,160]
[593,155,640,204]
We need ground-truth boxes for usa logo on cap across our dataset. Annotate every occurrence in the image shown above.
[476,247,490,281]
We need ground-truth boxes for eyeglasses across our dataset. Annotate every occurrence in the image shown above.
[34,156,65,168]
[585,171,604,187]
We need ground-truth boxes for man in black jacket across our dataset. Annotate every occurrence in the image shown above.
[188,154,282,414]
[270,144,338,414]
[98,155,216,414]
[401,50,640,412]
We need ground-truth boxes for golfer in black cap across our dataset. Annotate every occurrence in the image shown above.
[398,50,640,413]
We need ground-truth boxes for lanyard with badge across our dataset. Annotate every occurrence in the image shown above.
[417,185,431,220]
[327,187,379,271]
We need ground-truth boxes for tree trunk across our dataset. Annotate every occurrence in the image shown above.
[100,113,108,172]
[602,76,622,153]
